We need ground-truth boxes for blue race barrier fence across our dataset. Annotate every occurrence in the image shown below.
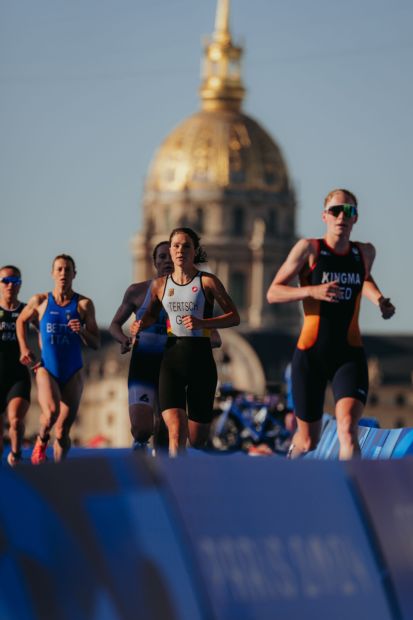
[2,452,413,619]
[305,417,413,460]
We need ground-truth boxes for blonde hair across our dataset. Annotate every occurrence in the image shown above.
[323,188,358,208]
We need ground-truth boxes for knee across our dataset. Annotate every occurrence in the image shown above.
[337,425,358,448]
[337,414,358,441]
[130,406,153,440]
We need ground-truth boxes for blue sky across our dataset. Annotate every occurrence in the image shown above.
[1,0,412,333]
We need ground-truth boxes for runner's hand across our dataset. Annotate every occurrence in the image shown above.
[67,318,82,333]
[120,337,132,354]
[379,297,395,319]
[130,320,142,337]
[20,348,35,366]
[309,280,340,303]
[181,315,203,330]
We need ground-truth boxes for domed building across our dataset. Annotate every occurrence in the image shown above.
[131,0,300,394]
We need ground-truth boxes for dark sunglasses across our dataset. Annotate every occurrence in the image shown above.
[324,204,358,218]
[0,276,22,285]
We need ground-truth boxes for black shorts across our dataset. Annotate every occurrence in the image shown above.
[0,365,31,413]
[292,345,368,423]
[159,337,217,424]
[128,345,164,408]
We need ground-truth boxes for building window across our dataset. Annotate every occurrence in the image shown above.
[267,209,277,234]
[229,272,246,309]
[195,208,204,233]
[395,393,406,407]
[369,393,379,407]
[165,207,171,232]
[232,206,245,236]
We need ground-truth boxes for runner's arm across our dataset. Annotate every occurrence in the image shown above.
[110,284,143,351]
[77,298,100,349]
[132,279,164,335]
[16,294,43,365]
[266,238,341,304]
[181,275,240,331]
[363,276,395,319]
[359,243,395,319]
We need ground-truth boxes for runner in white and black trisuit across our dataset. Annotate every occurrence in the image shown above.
[267,188,395,459]
[0,265,31,466]
[132,227,240,456]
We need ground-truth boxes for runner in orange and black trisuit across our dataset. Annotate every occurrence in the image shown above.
[267,188,395,459]
[293,237,368,419]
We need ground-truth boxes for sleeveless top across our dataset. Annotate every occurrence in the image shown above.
[40,293,83,383]
[134,283,168,354]
[161,272,213,337]
[297,239,366,351]
[0,303,26,368]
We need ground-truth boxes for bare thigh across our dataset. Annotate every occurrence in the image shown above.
[57,370,85,430]
[36,368,61,416]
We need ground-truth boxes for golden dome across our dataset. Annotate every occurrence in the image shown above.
[145,1,290,196]
[145,109,290,194]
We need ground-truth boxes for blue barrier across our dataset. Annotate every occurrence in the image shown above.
[347,458,413,620]
[1,452,413,619]
[306,417,413,460]
[0,456,204,620]
[358,416,380,428]
[158,458,393,620]
[391,428,413,458]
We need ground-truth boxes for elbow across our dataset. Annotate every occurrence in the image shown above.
[266,284,281,304]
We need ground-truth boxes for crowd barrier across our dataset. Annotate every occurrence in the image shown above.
[305,416,413,460]
[1,451,412,619]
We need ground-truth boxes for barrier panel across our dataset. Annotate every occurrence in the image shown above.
[306,419,413,460]
[158,457,393,620]
[0,455,204,620]
[2,452,412,620]
[348,459,413,620]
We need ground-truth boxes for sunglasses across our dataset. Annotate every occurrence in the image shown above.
[0,276,22,285]
[324,204,358,218]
